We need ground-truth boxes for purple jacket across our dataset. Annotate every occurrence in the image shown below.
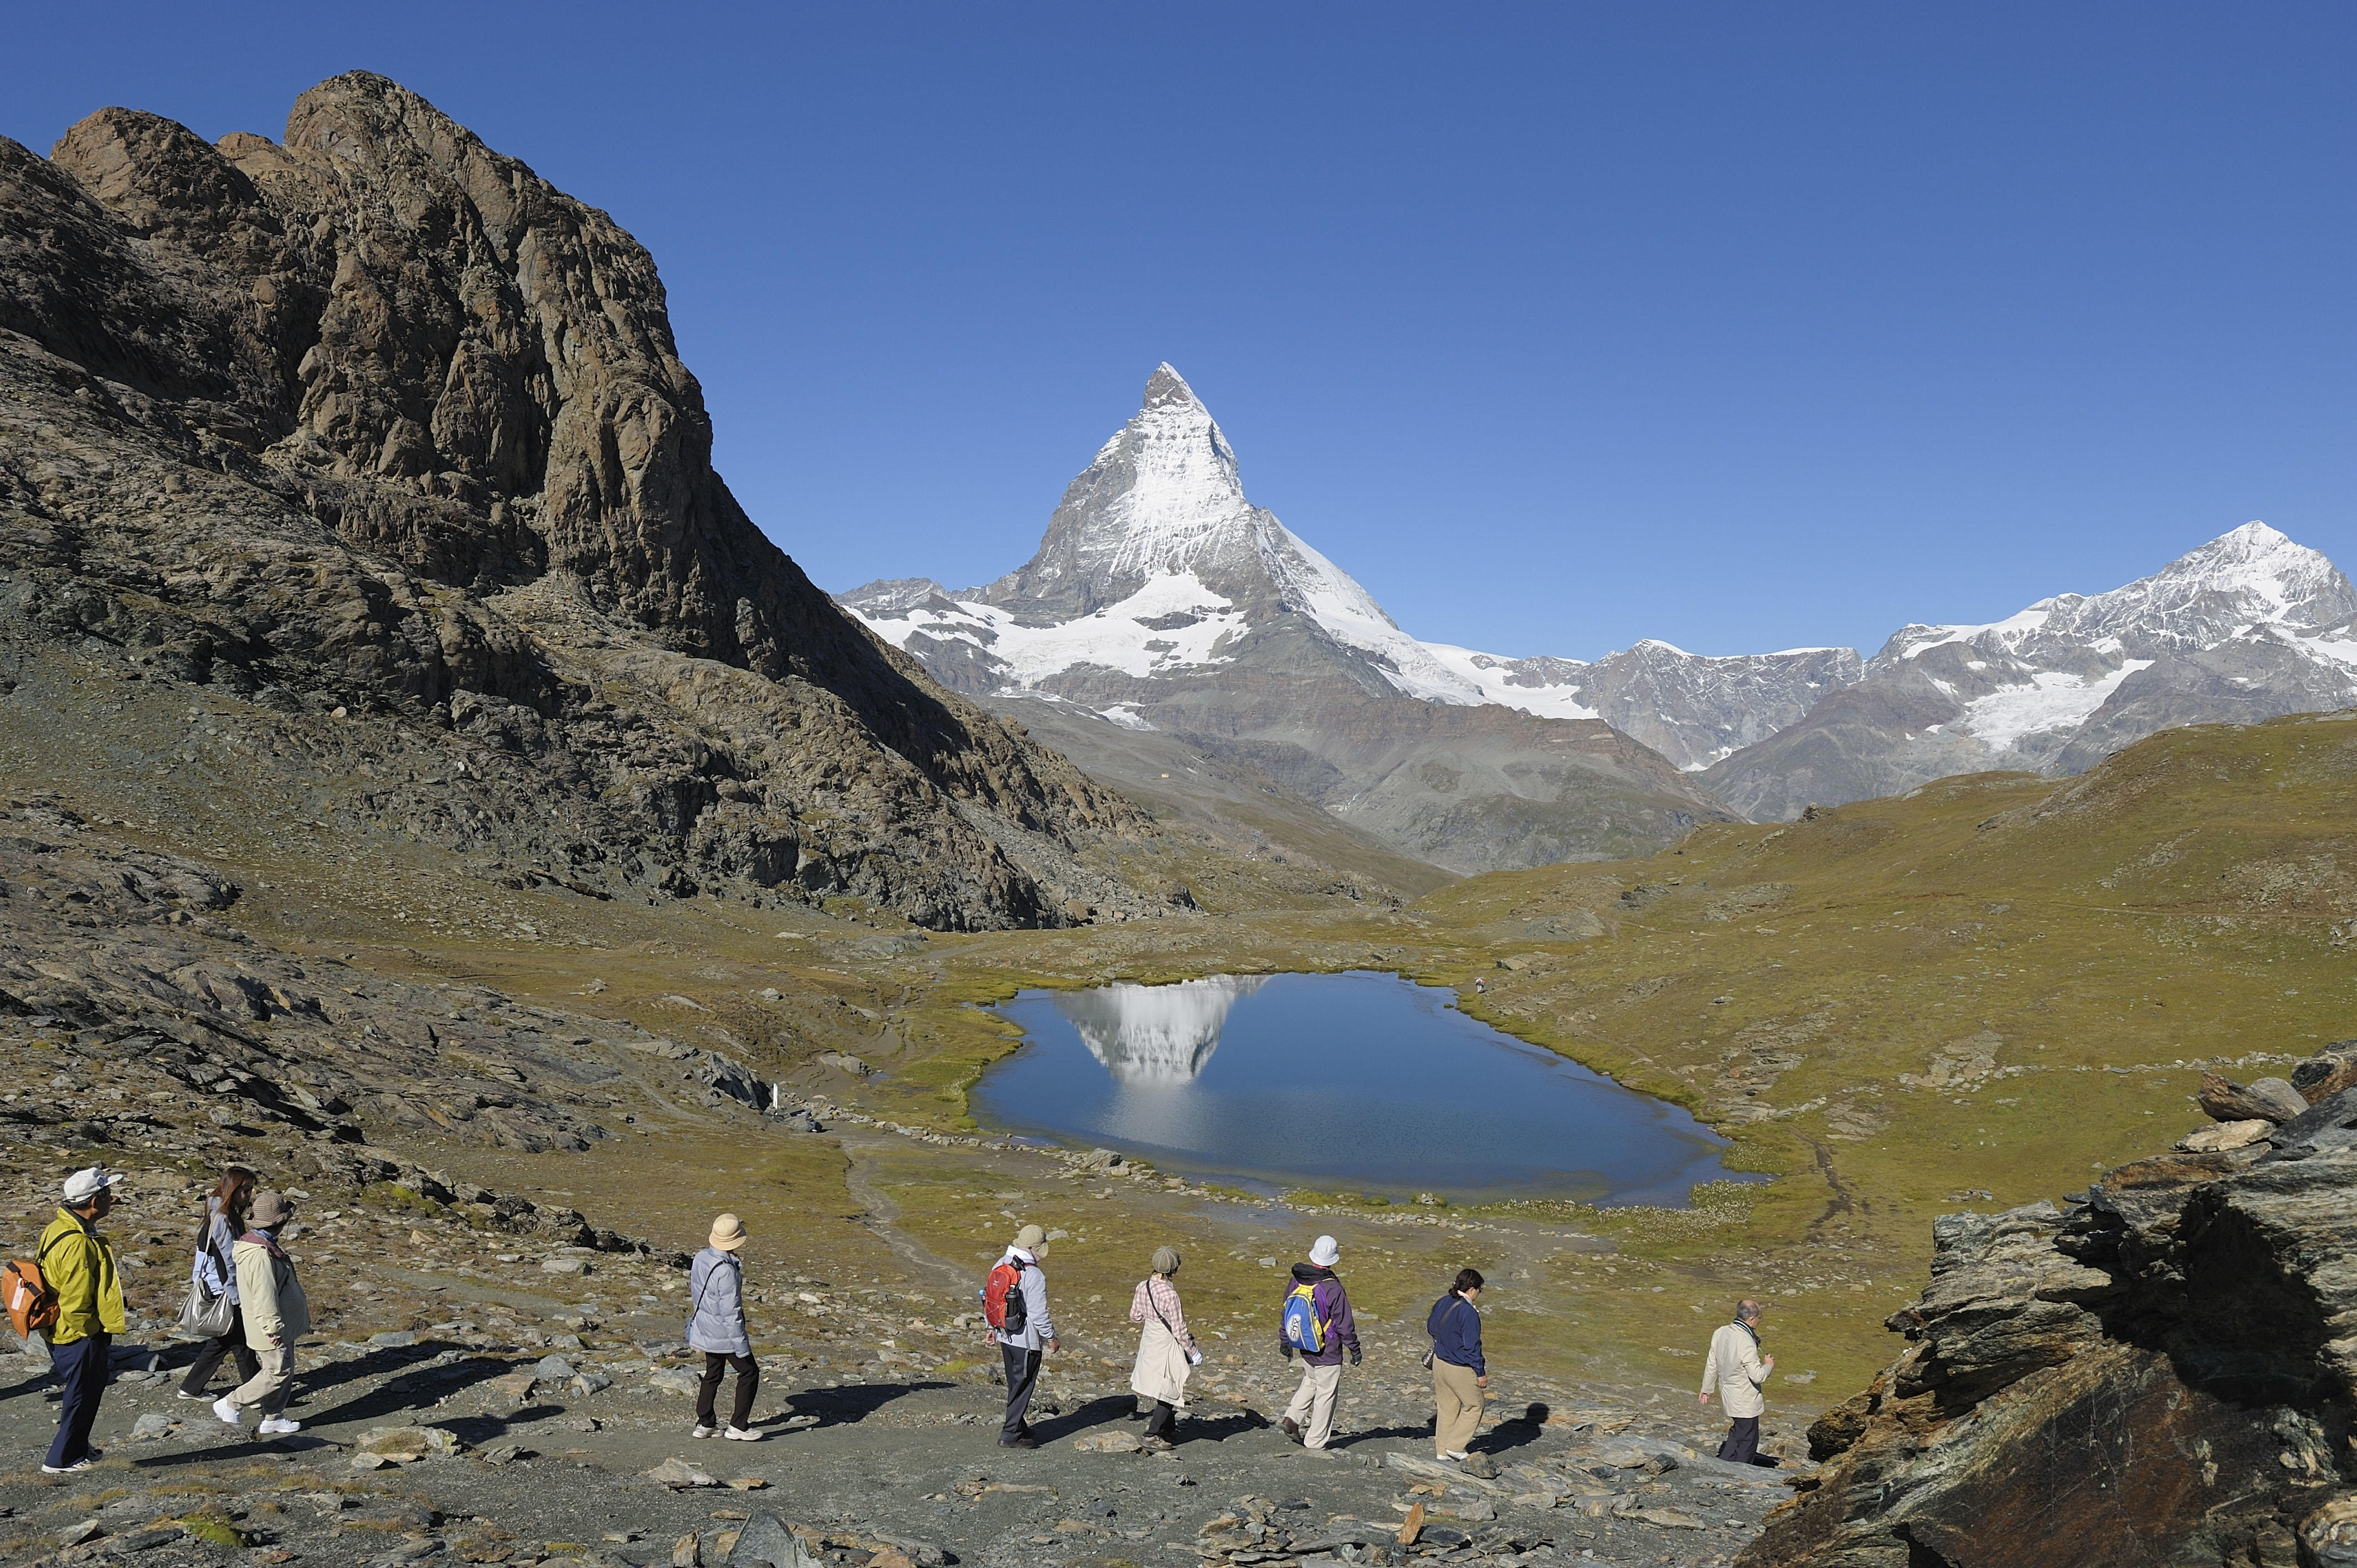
[1282,1263,1359,1366]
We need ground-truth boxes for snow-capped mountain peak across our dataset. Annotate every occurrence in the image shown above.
[848,365,1484,706]
[1882,521,2355,667]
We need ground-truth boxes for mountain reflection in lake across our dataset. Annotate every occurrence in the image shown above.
[1055,974,1266,1084]
[976,971,1756,1206]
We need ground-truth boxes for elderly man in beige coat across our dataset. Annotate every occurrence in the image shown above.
[1698,1297,1775,1466]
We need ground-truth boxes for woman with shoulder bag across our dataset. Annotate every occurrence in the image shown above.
[1129,1246,1201,1451]
[1427,1267,1488,1461]
[176,1166,259,1401]
[688,1213,762,1442]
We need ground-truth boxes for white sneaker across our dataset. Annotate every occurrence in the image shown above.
[257,1417,301,1436]
[689,1424,717,1439]
[175,1389,205,1401]
[724,1425,764,1442]
[212,1396,242,1426]
[40,1458,92,1474]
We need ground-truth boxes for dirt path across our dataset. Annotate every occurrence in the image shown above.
[840,1132,991,1295]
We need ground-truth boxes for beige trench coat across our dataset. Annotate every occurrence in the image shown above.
[1129,1277,1193,1408]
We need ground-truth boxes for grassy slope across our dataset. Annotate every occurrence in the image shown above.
[14,653,2353,1417]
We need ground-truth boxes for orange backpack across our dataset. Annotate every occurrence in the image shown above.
[3,1252,58,1338]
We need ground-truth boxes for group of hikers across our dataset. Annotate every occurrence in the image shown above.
[17,1163,1783,1473]
[12,1164,308,1473]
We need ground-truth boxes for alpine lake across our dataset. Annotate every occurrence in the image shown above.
[972,969,1757,1206]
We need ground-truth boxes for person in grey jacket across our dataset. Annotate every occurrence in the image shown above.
[990,1223,1058,1448]
[177,1165,260,1400]
[687,1213,761,1441]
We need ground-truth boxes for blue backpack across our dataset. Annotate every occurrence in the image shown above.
[1282,1280,1326,1353]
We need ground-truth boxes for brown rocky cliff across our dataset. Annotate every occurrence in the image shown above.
[0,74,1156,927]
[1747,1055,2357,1568]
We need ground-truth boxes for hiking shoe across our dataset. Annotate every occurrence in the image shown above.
[1139,1436,1174,1453]
[40,1458,92,1474]
[689,1425,717,1439]
[212,1396,241,1426]
[999,1435,1037,1449]
[724,1426,763,1442]
[1279,1416,1302,1445]
[175,1389,207,1401]
[257,1417,301,1436]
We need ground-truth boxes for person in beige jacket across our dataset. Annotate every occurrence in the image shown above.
[1129,1246,1200,1451]
[212,1190,310,1436]
[1698,1297,1775,1465]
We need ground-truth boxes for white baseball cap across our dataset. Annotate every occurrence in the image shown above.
[1309,1235,1340,1267]
[62,1166,125,1205]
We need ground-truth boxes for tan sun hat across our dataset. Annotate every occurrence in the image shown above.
[1013,1223,1048,1258]
[709,1213,748,1252]
[248,1190,295,1228]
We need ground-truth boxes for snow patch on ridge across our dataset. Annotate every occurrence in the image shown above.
[1957,663,2154,750]
[1418,643,1602,720]
[856,570,1247,683]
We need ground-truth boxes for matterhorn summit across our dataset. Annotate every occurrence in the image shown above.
[841,365,1730,874]
[863,364,1484,704]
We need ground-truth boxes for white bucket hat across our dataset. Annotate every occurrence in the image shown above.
[1309,1235,1340,1267]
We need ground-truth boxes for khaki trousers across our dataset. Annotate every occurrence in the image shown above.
[1432,1358,1483,1457]
[1282,1360,1343,1450]
[227,1344,294,1416]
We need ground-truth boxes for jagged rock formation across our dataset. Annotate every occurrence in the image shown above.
[1748,1045,2357,1568]
[0,73,1166,929]
[843,366,1733,874]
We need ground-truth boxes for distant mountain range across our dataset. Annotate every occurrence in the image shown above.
[841,365,2357,866]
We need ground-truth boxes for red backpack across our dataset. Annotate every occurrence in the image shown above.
[982,1258,1030,1335]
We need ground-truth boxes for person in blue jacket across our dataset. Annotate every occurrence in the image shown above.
[1427,1267,1488,1461]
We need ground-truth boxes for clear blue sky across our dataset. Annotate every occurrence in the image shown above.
[7,5,2352,659]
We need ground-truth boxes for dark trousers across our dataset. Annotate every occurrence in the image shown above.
[47,1332,110,1469]
[1718,1414,1761,1466]
[1142,1399,1176,1441]
[178,1307,259,1396]
[1000,1343,1042,1442]
[696,1353,758,1430]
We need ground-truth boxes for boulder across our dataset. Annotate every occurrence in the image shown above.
[533,1354,577,1381]
[724,1513,819,1567]
[354,1424,463,1462]
[2292,1046,2357,1106]
[1071,1430,1141,1453]
[2196,1072,2307,1123]
[2175,1118,2271,1153]
[645,1457,720,1489]
[651,1368,704,1395]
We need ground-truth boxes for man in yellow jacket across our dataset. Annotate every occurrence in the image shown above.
[40,1165,126,1474]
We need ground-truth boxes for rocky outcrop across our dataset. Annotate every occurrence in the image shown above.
[0,795,781,1158]
[1747,1047,2357,1568]
[0,74,1162,929]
